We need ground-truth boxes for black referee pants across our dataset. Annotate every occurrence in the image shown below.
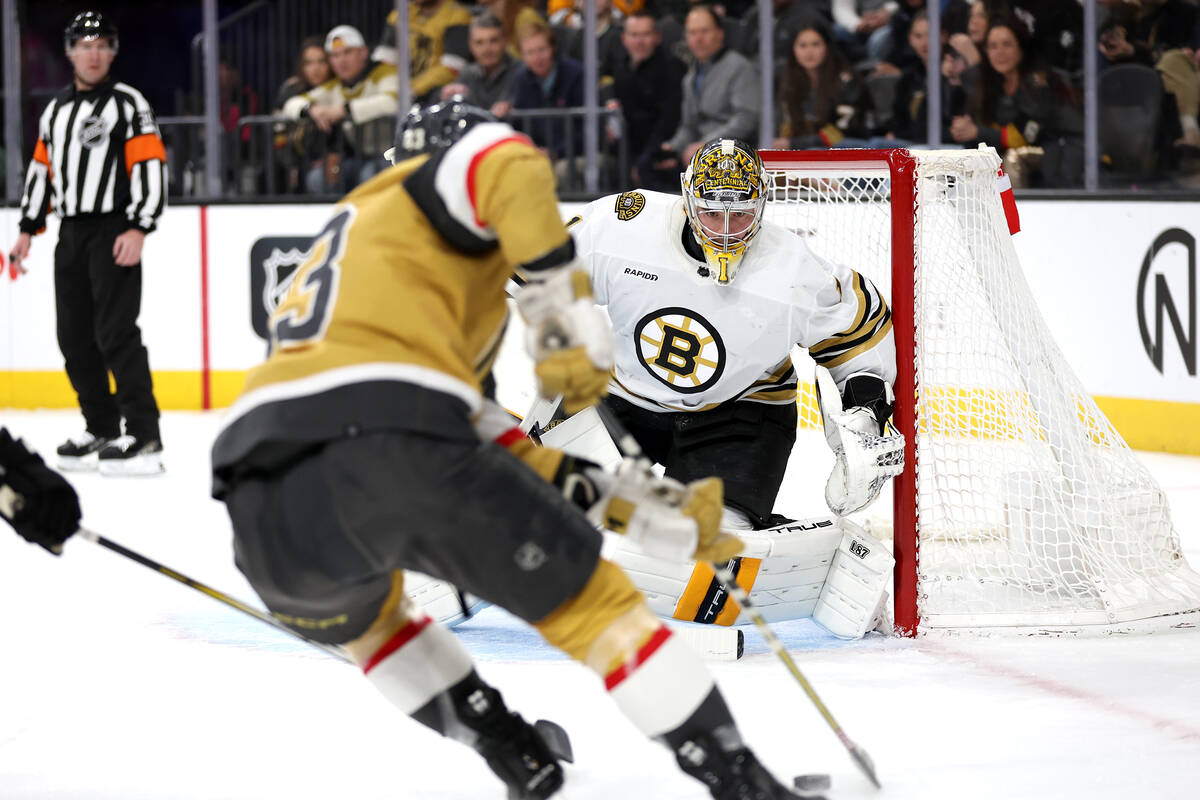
[54,214,160,442]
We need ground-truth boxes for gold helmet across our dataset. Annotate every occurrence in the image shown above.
[681,138,768,285]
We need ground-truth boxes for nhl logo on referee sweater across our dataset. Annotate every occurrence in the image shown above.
[78,116,109,148]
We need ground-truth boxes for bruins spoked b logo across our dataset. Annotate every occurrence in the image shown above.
[635,307,725,393]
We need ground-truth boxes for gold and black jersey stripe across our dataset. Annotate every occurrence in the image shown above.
[807,271,892,369]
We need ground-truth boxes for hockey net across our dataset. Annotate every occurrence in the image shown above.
[761,147,1200,635]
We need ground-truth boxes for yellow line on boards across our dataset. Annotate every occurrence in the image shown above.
[3,371,1198,455]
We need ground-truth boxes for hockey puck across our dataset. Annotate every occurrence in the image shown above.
[793,773,832,793]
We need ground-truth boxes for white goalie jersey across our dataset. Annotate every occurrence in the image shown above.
[570,190,897,412]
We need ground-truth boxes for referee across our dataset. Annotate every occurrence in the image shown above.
[9,11,166,476]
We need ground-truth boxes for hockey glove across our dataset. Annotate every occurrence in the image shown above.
[587,458,742,563]
[816,367,905,516]
[514,266,613,415]
[0,429,81,554]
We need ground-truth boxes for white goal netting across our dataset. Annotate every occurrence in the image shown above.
[764,147,1200,633]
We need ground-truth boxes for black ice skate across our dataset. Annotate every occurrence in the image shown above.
[472,706,566,799]
[674,731,818,800]
[97,435,164,476]
[56,432,114,471]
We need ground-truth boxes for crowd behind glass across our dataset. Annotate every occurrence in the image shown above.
[85,0,1200,197]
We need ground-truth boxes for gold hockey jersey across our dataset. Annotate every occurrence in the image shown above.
[212,122,571,483]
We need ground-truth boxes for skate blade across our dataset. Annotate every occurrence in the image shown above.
[57,453,99,471]
[99,453,165,477]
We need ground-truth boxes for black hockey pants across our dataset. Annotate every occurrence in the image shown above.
[54,213,160,441]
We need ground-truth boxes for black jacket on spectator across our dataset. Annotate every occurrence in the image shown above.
[778,67,868,148]
[974,70,1083,186]
[458,54,520,109]
[613,44,686,173]
[511,56,585,158]
[1012,0,1084,74]
[560,20,627,81]
[891,60,963,143]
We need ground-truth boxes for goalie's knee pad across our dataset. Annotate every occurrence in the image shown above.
[604,516,845,625]
[811,519,895,639]
[405,571,489,628]
[534,404,622,470]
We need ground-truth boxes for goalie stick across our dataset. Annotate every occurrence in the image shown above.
[592,401,883,790]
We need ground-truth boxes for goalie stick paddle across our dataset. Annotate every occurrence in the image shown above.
[592,401,883,790]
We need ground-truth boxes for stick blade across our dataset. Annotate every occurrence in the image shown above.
[848,742,882,789]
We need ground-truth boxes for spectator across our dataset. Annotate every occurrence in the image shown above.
[508,23,585,166]
[610,10,686,188]
[1098,0,1200,151]
[374,0,473,103]
[951,14,1082,187]
[558,0,628,81]
[947,0,988,68]
[549,0,648,25]
[874,0,926,75]
[657,5,760,173]
[739,0,836,63]
[831,0,898,66]
[480,0,547,57]
[219,54,260,143]
[889,10,966,144]
[281,25,399,195]
[274,38,330,194]
[440,14,520,115]
[276,37,331,108]
[772,20,868,148]
[1011,0,1084,75]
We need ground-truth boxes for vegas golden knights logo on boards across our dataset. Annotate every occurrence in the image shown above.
[634,307,726,393]
[615,191,646,221]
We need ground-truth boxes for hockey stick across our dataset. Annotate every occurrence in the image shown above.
[71,527,585,762]
[75,527,353,663]
[592,401,882,790]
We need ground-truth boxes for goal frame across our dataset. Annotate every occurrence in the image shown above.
[759,148,923,637]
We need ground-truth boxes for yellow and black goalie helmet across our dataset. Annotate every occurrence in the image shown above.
[681,137,768,285]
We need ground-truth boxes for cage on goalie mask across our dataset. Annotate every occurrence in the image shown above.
[386,99,497,164]
[64,11,118,54]
[681,138,768,285]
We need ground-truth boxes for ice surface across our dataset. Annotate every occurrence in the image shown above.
[1,409,1198,799]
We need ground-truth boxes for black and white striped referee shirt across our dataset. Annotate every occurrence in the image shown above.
[19,79,166,236]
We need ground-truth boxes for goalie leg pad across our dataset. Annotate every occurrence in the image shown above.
[604,516,845,625]
[812,520,895,639]
[536,405,622,470]
[405,570,489,628]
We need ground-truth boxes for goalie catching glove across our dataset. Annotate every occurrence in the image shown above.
[816,367,905,516]
[585,458,742,564]
[514,263,612,414]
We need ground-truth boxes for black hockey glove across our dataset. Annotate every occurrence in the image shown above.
[0,428,81,554]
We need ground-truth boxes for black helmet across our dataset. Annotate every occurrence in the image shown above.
[64,11,119,52]
[388,99,497,164]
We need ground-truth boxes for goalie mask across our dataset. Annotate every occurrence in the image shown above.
[681,138,768,285]
[386,99,497,164]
